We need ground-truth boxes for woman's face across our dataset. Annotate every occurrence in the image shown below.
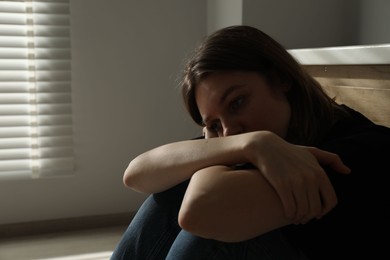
[195,71,291,138]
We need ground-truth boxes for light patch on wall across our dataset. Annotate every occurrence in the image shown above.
[36,251,113,260]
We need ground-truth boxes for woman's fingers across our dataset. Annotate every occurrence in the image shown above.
[291,186,310,224]
[299,179,322,224]
[317,170,338,217]
[306,147,351,174]
[291,147,348,223]
[270,152,340,224]
[274,182,296,220]
[293,168,338,224]
[247,133,348,225]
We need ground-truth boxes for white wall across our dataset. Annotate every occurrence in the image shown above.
[207,0,243,34]
[0,0,205,225]
[242,0,359,49]
[357,0,390,45]
[207,0,390,49]
[242,0,390,49]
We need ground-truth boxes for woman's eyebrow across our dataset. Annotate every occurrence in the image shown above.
[220,84,246,105]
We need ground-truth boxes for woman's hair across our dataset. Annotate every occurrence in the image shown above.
[180,25,347,145]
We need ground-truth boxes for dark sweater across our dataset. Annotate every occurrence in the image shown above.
[282,106,390,259]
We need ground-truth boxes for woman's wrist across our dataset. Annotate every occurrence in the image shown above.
[242,131,273,166]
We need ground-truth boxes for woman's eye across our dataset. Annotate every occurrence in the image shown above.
[229,96,244,113]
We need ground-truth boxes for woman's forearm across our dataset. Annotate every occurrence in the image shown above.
[123,133,260,193]
[178,165,291,242]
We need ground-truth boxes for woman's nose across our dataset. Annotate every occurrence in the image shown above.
[222,121,243,137]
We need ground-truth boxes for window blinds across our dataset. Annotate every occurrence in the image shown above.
[0,0,73,179]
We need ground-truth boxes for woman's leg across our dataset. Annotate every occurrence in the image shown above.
[111,179,308,260]
[110,180,189,260]
[165,229,309,260]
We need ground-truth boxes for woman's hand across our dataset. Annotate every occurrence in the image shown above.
[203,126,218,139]
[243,131,350,224]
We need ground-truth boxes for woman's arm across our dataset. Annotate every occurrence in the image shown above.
[178,165,290,242]
[124,131,350,222]
[177,139,351,242]
[123,133,250,193]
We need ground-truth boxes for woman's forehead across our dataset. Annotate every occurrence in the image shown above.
[195,72,266,96]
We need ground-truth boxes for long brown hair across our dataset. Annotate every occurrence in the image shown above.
[180,25,347,145]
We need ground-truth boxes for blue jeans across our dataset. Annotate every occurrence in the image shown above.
[111,181,309,260]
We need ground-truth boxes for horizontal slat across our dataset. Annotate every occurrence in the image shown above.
[0,24,70,37]
[0,125,72,138]
[0,2,25,14]
[0,148,30,160]
[0,47,70,59]
[0,159,30,172]
[0,13,26,25]
[0,104,72,115]
[0,24,26,37]
[0,81,70,92]
[0,114,73,127]
[0,93,71,104]
[0,59,70,70]
[0,136,73,149]
[0,15,70,27]
[0,71,70,81]
[0,137,30,149]
[0,36,70,48]
[0,147,74,160]
[0,126,29,138]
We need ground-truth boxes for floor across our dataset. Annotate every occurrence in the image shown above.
[0,225,127,260]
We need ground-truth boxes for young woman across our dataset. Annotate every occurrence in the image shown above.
[111,26,390,259]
